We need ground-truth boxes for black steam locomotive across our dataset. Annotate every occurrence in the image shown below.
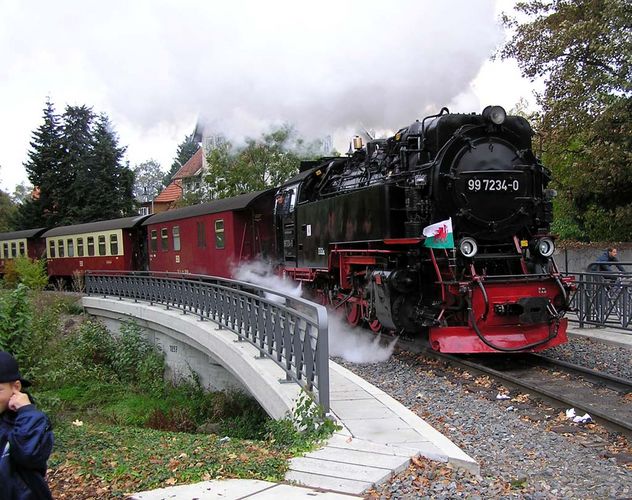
[276,106,573,353]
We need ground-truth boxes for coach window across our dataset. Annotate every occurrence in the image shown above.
[67,238,74,257]
[77,237,84,257]
[48,241,55,258]
[150,230,158,252]
[110,234,118,255]
[197,222,206,248]
[87,236,95,256]
[215,220,225,249]
[161,228,168,251]
[57,239,64,258]
[98,235,106,256]
[19,241,26,257]
[172,226,181,251]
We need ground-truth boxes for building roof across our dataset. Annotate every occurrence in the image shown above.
[143,189,275,225]
[0,228,47,240]
[173,148,203,180]
[154,180,183,204]
[42,215,151,238]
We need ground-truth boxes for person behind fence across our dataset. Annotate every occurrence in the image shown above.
[592,247,626,274]
[0,351,54,500]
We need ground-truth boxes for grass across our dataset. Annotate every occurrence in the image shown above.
[49,421,290,497]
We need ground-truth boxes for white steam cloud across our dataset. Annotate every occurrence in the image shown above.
[234,260,396,363]
[0,1,502,174]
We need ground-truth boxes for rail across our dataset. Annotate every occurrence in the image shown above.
[566,262,632,332]
[85,271,330,412]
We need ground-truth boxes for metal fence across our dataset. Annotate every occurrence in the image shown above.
[85,271,330,412]
[566,263,632,332]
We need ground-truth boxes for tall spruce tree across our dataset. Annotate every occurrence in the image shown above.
[20,98,62,228]
[58,105,95,225]
[163,134,199,186]
[73,114,134,222]
[16,99,135,228]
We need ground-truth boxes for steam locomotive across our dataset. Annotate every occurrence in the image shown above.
[276,106,573,352]
[0,106,573,353]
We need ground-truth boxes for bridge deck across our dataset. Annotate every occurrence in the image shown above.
[83,296,477,497]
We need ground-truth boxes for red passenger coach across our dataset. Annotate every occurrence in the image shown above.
[43,215,150,280]
[0,228,47,275]
[143,190,275,278]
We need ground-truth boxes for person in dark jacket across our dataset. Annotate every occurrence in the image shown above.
[593,247,626,273]
[0,351,53,500]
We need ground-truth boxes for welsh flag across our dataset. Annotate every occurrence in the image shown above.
[423,218,454,249]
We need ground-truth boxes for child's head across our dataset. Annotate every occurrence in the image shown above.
[0,351,30,413]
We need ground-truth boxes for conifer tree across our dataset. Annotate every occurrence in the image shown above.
[20,98,62,228]
[16,99,135,228]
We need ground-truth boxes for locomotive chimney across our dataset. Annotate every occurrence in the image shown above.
[353,136,363,150]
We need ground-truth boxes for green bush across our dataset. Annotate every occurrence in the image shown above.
[1,257,48,291]
[0,284,32,355]
[111,321,165,393]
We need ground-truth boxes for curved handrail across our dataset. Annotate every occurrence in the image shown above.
[84,271,330,412]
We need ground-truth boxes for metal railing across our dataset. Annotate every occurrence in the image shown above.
[85,271,330,412]
[566,262,632,332]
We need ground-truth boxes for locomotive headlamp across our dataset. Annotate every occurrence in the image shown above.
[459,237,478,258]
[482,105,507,125]
[536,237,555,258]
[414,174,428,186]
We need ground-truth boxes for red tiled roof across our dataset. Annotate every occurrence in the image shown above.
[173,147,203,180]
[154,180,183,203]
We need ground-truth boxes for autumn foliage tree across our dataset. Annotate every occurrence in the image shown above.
[501,0,632,241]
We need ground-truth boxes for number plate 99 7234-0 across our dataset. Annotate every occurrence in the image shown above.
[467,178,521,192]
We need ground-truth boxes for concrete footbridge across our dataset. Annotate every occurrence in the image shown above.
[83,272,478,496]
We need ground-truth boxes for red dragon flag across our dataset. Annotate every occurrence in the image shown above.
[423,218,454,249]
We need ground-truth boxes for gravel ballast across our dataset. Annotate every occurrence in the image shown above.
[337,334,632,499]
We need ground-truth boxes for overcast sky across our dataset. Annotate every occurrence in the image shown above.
[0,0,536,192]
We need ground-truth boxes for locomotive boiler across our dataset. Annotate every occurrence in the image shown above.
[276,106,574,353]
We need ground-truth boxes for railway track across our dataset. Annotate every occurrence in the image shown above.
[407,346,632,436]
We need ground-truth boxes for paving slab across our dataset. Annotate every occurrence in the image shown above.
[131,478,275,499]
[307,446,409,470]
[567,325,632,348]
[285,471,373,495]
[249,484,361,499]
